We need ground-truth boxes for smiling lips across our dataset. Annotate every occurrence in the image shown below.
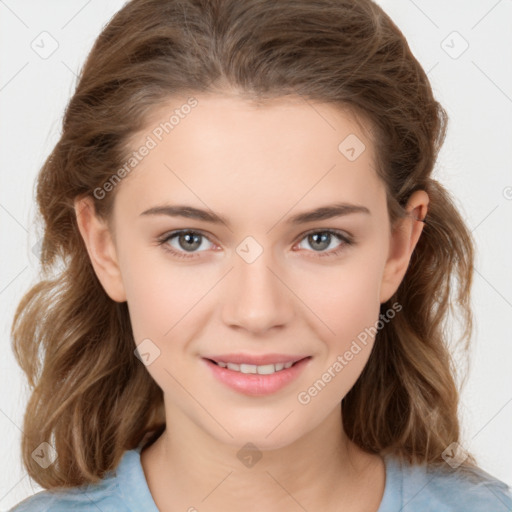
[203,353,312,395]
[214,360,295,375]
[206,353,310,365]
[206,353,309,374]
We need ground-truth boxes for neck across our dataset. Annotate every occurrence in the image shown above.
[140,404,383,512]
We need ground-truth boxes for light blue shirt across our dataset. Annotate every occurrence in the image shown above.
[9,442,512,511]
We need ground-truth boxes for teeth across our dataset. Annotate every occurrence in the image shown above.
[217,361,297,374]
[257,364,278,375]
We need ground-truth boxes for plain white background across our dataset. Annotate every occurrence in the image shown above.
[1,0,511,509]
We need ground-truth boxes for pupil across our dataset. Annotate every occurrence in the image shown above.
[180,232,201,251]
[310,232,330,251]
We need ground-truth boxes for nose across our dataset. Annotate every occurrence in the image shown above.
[221,243,295,334]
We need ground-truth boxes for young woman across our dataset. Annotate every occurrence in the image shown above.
[9,0,512,510]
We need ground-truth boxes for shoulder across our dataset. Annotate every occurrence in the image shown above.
[8,477,128,512]
[400,459,512,511]
[8,450,143,512]
[8,481,126,512]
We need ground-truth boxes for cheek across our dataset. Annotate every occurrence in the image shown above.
[295,256,383,343]
[292,263,383,404]
[123,264,210,344]
[117,238,201,342]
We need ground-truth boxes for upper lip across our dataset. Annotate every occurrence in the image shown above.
[204,353,310,365]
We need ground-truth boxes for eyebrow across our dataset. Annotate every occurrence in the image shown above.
[139,202,371,226]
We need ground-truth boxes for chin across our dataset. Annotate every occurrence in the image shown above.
[209,420,305,453]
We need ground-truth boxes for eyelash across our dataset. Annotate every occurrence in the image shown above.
[156,228,354,260]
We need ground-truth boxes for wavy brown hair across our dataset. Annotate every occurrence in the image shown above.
[11,0,478,489]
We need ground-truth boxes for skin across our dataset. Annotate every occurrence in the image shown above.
[75,91,428,512]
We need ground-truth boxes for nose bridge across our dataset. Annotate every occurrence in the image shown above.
[221,235,294,332]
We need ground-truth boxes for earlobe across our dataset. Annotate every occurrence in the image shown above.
[379,190,429,304]
[74,195,127,303]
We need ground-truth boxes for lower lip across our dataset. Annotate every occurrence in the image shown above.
[203,357,311,396]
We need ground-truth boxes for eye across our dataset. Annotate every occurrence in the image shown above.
[295,229,353,257]
[157,230,216,259]
[157,228,354,260]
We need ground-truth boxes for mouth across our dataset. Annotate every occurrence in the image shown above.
[205,357,309,375]
[202,355,312,396]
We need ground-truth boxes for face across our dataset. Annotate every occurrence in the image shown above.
[78,92,423,451]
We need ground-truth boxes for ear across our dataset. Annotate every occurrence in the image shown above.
[74,195,127,303]
[379,190,429,304]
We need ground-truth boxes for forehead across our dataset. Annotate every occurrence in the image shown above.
[114,93,384,223]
